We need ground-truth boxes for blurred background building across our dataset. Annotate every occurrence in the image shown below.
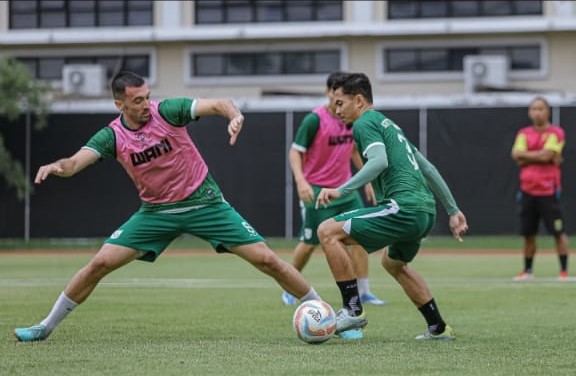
[1,1,576,239]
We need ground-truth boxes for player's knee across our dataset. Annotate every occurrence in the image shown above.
[317,219,336,244]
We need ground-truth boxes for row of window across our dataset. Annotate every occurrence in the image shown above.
[9,1,543,29]
[14,45,541,81]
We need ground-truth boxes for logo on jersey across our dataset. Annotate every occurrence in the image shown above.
[134,132,151,144]
[110,229,123,239]
[242,221,258,237]
[328,134,354,146]
[130,138,173,166]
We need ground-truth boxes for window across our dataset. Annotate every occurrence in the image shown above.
[191,50,340,77]
[16,55,150,80]
[9,0,153,29]
[384,45,541,73]
[195,0,342,24]
[388,1,542,19]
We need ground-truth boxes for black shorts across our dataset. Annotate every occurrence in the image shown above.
[518,192,565,236]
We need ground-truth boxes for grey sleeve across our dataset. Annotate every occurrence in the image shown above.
[415,150,460,215]
[338,143,388,196]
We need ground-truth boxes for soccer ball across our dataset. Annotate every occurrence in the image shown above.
[292,300,336,344]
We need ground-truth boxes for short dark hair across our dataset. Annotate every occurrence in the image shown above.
[326,71,349,90]
[110,71,146,100]
[333,73,373,104]
[530,96,550,109]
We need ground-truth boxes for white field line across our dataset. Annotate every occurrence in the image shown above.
[0,276,574,288]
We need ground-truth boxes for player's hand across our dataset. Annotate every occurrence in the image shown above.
[228,115,244,145]
[296,181,315,204]
[449,211,468,242]
[34,162,64,184]
[315,188,340,209]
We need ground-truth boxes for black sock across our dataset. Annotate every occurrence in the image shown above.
[524,257,534,273]
[559,255,568,272]
[418,298,446,334]
[336,279,363,316]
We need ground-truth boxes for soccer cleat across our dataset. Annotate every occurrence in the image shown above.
[14,324,48,342]
[559,270,569,281]
[281,291,296,306]
[360,292,387,306]
[337,329,364,340]
[513,272,534,281]
[335,308,367,334]
[415,325,455,341]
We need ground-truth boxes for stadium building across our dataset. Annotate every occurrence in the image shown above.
[1,1,576,239]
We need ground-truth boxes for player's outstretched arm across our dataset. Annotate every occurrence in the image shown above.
[34,149,99,184]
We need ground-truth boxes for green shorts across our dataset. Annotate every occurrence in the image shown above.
[333,199,436,262]
[299,191,364,245]
[105,201,264,262]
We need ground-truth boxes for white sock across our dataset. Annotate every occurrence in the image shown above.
[299,287,321,302]
[40,292,78,333]
[357,278,369,296]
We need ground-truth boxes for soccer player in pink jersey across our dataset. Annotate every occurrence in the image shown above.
[14,71,323,342]
[511,97,569,281]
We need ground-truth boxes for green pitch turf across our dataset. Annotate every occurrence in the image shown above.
[0,248,574,376]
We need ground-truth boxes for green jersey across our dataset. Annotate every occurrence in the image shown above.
[353,110,436,214]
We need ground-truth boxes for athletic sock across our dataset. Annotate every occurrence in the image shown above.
[299,287,321,302]
[336,279,362,316]
[40,292,78,333]
[357,277,369,296]
[524,257,534,273]
[418,298,446,334]
[559,255,568,272]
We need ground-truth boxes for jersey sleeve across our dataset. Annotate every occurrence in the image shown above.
[158,98,197,127]
[512,132,527,152]
[291,112,320,152]
[353,118,384,158]
[83,127,116,159]
[543,131,565,153]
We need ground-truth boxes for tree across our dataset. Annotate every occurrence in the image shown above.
[0,57,52,200]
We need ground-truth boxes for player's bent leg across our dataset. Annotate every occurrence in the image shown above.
[317,219,356,281]
[65,244,140,304]
[231,242,317,301]
[14,244,140,342]
[382,252,431,307]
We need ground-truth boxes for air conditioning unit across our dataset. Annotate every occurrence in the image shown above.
[62,64,106,96]
[463,55,509,94]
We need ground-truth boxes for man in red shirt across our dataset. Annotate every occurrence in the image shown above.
[511,97,569,281]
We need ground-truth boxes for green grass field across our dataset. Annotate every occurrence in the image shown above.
[1,237,574,375]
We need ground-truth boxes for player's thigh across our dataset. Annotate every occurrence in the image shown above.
[519,192,540,236]
[181,202,265,252]
[105,211,181,262]
[539,195,565,235]
[300,200,357,245]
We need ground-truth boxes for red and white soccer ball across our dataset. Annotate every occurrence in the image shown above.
[292,300,336,344]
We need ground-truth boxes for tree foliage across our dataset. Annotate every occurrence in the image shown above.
[0,57,52,200]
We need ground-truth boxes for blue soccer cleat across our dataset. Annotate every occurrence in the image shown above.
[360,292,387,306]
[14,324,49,342]
[281,291,296,306]
[337,329,364,340]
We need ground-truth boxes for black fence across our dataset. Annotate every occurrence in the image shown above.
[1,105,575,239]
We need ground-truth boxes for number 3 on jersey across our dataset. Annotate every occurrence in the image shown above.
[381,119,419,171]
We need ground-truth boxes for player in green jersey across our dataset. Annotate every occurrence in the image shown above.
[315,73,468,340]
